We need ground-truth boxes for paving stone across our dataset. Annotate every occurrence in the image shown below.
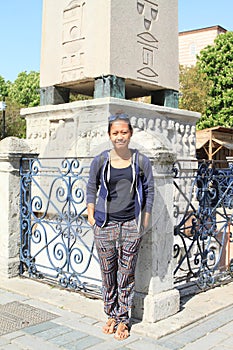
[0,291,27,305]
[1,330,25,340]
[77,320,114,339]
[65,334,104,349]
[88,340,135,350]
[87,341,124,350]
[75,325,112,341]
[87,333,142,350]
[157,338,183,350]
[220,335,233,349]
[31,323,72,340]
[11,334,61,350]
[218,320,233,334]
[182,331,228,350]
[127,339,168,350]
[23,321,58,334]
[52,313,86,329]
[68,319,100,335]
[25,299,74,318]
[81,316,99,325]
[0,344,23,350]
[49,329,88,346]
[158,305,233,349]
[0,337,11,347]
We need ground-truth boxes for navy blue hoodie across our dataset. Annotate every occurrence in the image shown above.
[86,149,154,229]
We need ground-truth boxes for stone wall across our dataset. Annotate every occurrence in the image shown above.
[0,137,34,277]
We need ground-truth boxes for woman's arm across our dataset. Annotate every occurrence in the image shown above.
[86,154,102,226]
[87,203,96,226]
[142,155,154,214]
[142,211,150,230]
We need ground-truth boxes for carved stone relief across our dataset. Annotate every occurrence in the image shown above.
[137,0,159,31]
[136,0,159,83]
[25,111,196,160]
[27,118,48,153]
[128,115,196,158]
[61,0,86,83]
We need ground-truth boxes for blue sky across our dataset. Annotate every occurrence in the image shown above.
[178,0,233,32]
[0,0,232,82]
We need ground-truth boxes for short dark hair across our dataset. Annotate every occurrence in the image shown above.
[108,113,133,134]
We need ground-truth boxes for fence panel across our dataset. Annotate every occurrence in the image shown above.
[173,159,233,291]
[20,157,102,297]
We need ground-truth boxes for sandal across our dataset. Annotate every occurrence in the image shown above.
[102,318,116,334]
[114,322,130,340]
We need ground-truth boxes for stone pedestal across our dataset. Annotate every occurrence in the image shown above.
[133,150,180,322]
[0,137,33,277]
[21,97,200,159]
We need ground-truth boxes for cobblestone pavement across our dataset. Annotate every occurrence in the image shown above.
[0,278,232,349]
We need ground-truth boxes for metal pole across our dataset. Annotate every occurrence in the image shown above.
[2,96,6,139]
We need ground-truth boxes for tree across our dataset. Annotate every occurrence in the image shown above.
[179,65,211,116]
[0,71,40,140]
[4,98,26,138]
[0,75,10,97]
[197,31,233,129]
[8,71,40,107]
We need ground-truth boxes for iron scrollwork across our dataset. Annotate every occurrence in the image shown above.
[20,157,102,296]
[173,160,233,289]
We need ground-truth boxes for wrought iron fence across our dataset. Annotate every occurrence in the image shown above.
[19,156,233,297]
[20,157,102,296]
[173,159,233,290]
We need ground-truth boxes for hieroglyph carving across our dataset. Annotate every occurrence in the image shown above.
[61,0,86,83]
[136,0,159,83]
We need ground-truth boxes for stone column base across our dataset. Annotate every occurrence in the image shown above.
[0,259,20,279]
[132,289,180,323]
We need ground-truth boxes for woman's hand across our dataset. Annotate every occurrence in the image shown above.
[88,217,96,227]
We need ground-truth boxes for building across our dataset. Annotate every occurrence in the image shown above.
[196,126,233,167]
[179,25,227,66]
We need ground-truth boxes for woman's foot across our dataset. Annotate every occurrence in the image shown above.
[102,318,116,334]
[114,322,130,340]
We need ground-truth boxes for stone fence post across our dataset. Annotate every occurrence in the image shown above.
[133,149,180,323]
[0,137,35,277]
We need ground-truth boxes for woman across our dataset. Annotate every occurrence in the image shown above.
[86,113,154,340]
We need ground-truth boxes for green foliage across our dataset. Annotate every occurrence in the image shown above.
[179,65,211,115]
[197,31,233,129]
[8,71,40,107]
[70,92,92,102]
[4,97,26,138]
[0,71,40,140]
[0,75,10,97]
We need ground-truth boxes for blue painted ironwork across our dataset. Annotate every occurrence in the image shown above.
[173,160,233,289]
[20,157,102,296]
[20,156,233,295]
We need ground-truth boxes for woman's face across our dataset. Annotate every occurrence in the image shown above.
[109,120,132,150]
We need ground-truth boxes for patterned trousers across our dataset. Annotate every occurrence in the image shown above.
[94,219,141,326]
